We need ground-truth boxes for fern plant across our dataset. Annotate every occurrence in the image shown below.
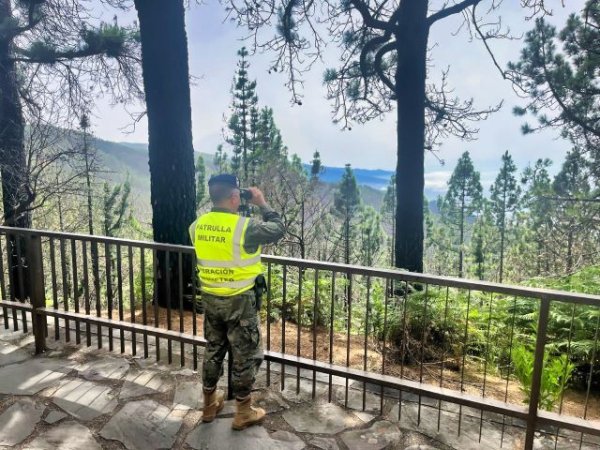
[512,345,575,411]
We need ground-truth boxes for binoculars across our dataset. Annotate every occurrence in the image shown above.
[240,189,253,201]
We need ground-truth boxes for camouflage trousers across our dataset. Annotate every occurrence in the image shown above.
[202,291,263,398]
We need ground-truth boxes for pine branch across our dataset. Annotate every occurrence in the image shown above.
[427,0,482,27]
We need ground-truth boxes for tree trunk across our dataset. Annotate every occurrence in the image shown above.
[393,0,429,273]
[499,211,506,283]
[566,229,573,274]
[134,0,196,308]
[0,0,31,300]
[459,188,465,278]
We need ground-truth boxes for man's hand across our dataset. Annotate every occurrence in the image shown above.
[247,187,267,207]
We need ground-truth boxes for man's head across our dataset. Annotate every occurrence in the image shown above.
[208,174,241,212]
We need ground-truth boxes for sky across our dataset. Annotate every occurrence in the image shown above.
[90,0,585,195]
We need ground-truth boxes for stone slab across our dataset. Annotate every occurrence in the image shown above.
[283,402,362,435]
[186,418,304,450]
[405,446,442,450]
[173,379,203,410]
[216,399,237,418]
[172,368,197,376]
[27,421,101,450]
[100,399,183,450]
[119,369,173,400]
[309,437,340,450]
[334,386,382,413]
[255,389,289,414]
[354,411,377,423]
[51,378,118,421]
[0,340,30,366]
[77,357,130,381]
[280,378,328,403]
[44,410,68,424]
[270,430,306,450]
[0,358,71,395]
[340,420,402,450]
[389,402,523,450]
[0,399,44,446]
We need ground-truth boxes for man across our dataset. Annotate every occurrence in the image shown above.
[189,174,285,430]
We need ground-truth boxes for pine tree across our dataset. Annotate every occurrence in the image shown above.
[311,151,323,180]
[134,0,196,308]
[333,164,361,265]
[521,158,553,275]
[490,151,521,283]
[214,145,229,173]
[471,200,495,281]
[439,151,483,277]
[80,114,97,237]
[381,175,396,267]
[358,207,384,267]
[195,154,206,212]
[551,150,598,273]
[102,179,132,238]
[225,47,258,184]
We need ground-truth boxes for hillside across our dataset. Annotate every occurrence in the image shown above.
[90,139,386,215]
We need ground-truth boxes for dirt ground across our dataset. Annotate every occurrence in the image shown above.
[120,304,600,421]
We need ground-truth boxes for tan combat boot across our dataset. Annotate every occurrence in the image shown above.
[202,387,225,423]
[231,395,266,430]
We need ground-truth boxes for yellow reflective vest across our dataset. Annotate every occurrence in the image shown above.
[193,212,262,297]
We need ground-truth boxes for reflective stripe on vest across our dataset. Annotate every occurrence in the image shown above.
[194,212,262,297]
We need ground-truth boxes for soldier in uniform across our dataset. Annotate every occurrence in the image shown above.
[189,174,285,430]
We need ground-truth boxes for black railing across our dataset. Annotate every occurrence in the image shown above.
[0,226,599,450]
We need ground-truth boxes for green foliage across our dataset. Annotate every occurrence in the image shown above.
[195,154,206,212]
[226,47,259,183]
[490,151,521,282]
[357,207,384,267]
[102,177,131,237]
[81,22,129,58]
[310,151,322,179]
[439,151,483,277]
[512,345,575,411]
[509,1,599,174]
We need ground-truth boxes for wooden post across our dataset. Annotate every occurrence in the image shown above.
[27,234,46,354]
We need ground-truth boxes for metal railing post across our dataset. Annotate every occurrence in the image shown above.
[524,297,551,450]
[27,234,47,354]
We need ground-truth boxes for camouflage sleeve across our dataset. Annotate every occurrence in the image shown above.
[244,205,286,254]
[189,220,197,245]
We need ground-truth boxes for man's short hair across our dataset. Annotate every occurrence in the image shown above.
[208,174,240,204]
[209,183,236,203]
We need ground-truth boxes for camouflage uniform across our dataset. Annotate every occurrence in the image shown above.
[202,291,263,397]
[190,205,284,398]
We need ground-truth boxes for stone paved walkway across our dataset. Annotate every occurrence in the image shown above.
[1,323,598,450]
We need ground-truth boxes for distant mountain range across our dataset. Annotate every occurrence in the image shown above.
[89,138,441,216]
[308,165,394,191]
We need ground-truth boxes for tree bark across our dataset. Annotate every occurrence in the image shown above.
[393,0,429,273]
[0,0,31,300]
[134,0,196,308]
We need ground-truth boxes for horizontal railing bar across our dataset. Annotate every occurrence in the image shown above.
[38,308,206,346]
[262,256,600,306]
[265,351,529,420]
[0,226,195,254]
[2,226,597,306]
[0,300,33,312]
[537,410,600,437]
